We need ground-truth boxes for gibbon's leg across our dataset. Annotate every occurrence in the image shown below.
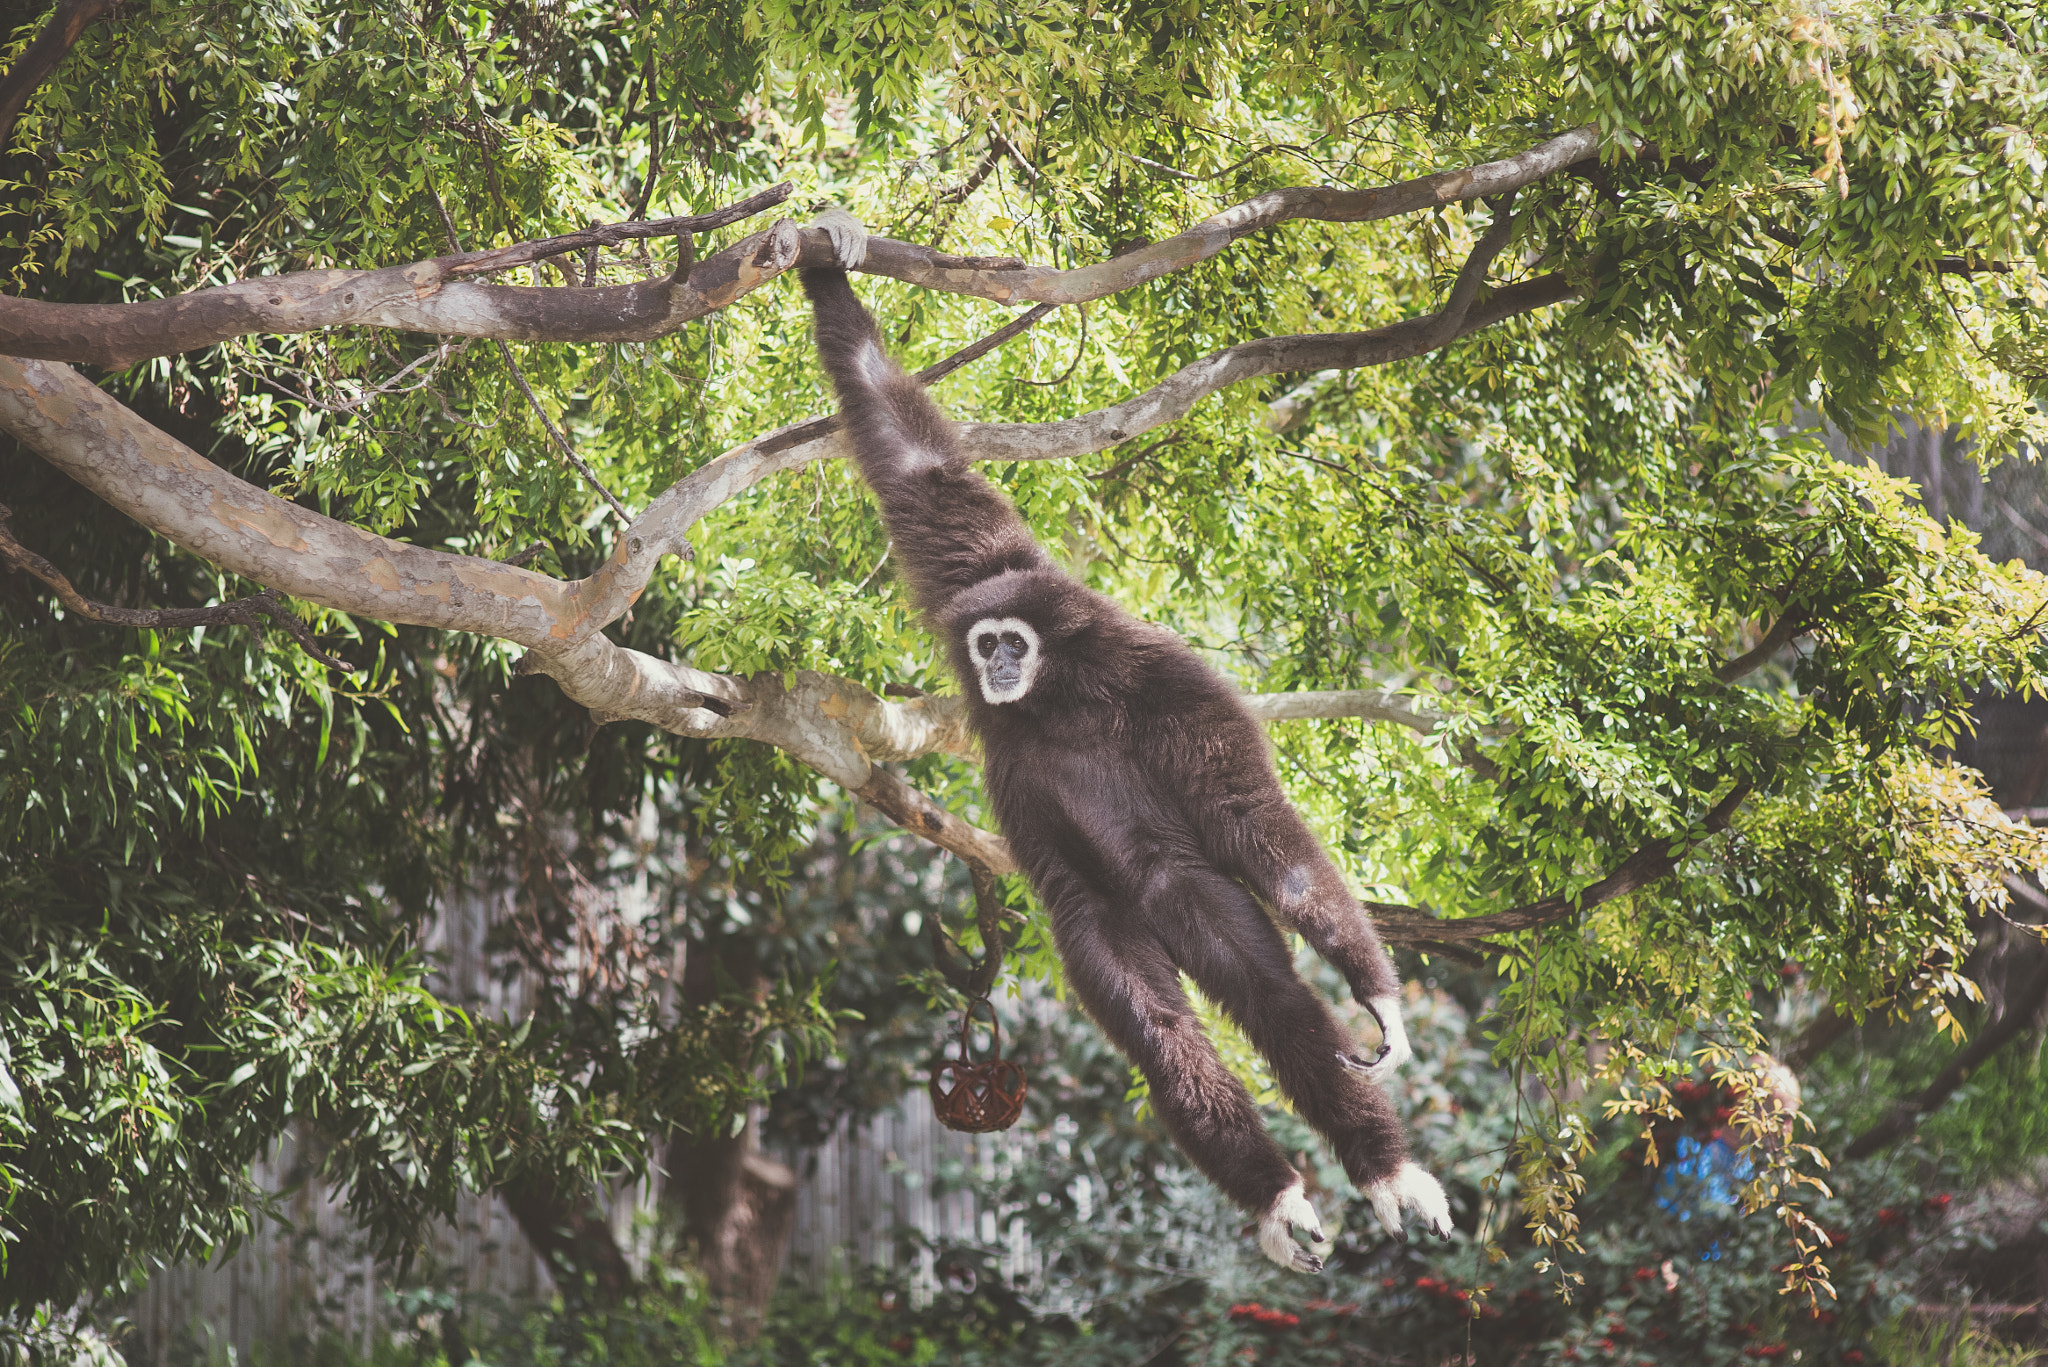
[1050,897,1329,1272]
[1158,865,1454,1241]
[1225,806,1414,1083]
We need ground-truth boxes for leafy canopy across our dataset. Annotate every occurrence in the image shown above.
[2,0,2046,1310]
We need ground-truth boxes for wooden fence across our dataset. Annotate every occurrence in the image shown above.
[125,877,1015,1366]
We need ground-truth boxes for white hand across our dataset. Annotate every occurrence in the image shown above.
[1256,1180,1330,1274]
[1335,992,1413,1083]
[812,206,868,270]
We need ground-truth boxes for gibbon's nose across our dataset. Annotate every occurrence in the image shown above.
[984,636,1029,689]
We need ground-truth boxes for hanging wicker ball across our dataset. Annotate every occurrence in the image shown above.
[930,1056,1027,1132]
[930,1003,1027,1133]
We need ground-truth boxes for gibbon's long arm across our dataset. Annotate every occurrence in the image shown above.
[799,268,1053,616]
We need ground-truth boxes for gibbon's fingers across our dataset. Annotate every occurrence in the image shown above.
[1366,1162,1454,1242]
[1336,993,1414,1083]
[811,206,869,270]
[1256,1181,1329,1274]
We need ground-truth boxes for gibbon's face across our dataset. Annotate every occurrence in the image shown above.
[968,617,1041,704]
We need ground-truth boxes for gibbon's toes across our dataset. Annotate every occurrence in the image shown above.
[1351,993,1416,1080]
[1256,1181,1328,1275]
[811,207,869,270]
[1367,1162,1453,1241]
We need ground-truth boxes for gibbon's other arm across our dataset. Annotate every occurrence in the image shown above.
[799,255,1052,616]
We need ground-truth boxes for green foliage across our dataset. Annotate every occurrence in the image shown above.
[0,446,838,1314]
[5,0,2048,1327]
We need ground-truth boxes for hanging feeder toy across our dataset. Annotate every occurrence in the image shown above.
[930,998,1027,1133]
[927,865,1028,1134]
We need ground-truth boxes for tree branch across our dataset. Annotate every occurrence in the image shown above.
[1367,784,1753,952]
[0,156,1578,879]
[0,500,353,669]
[0,342,1725,942]
[1716,610,1807,682]
[0,0,116,154]
[837,126,1601,307]
[611,269,1577,586]
[0,199,805,369]
[1780,1005,1858,1073]
[495,340,631,521]
[1844,950,2048,1160]
[0,130,1604,367]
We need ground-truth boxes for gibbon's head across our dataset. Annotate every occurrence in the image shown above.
[966,617,1039,704]
[941,569,1091,707]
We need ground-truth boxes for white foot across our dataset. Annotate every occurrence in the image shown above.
[1336,992,1413,1083]
[811,206,868,269]
[1256,1180,1330,1274]
[1366,1161,1452,1241]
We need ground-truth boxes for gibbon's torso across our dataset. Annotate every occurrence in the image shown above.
[959,585,1283,917]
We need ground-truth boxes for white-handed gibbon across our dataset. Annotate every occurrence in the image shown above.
[799,214,1450,1271]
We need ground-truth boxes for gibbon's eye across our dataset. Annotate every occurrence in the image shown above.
[1000,632,1027,654]
[976,634,998,659]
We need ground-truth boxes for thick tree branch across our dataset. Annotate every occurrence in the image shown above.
[0,130,1602,367]
[0,355,716,683]
[0,223,1565,860]
[0,200,805,369]
[0,161,1576,879]
[0,0,116,154]
[0,341,1724,944]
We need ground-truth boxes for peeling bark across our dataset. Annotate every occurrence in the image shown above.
[0,243,1571,894]
[0,129,1612,934]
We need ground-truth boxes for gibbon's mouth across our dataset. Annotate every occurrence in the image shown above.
[986,657,1023,691]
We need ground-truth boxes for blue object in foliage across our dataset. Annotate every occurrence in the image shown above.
[1656,1134,1752,1221]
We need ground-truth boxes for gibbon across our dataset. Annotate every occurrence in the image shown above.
[798,215,1450,1270]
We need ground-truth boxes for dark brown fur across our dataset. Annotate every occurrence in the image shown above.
[801,268,1412,1215]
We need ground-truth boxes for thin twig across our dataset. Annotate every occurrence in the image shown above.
[496,341,631,521]
[441,183,791,280]
[0,503,353,670]
[914,304,1058,385]
[628,50,662,224]
[1007,304,1088,388]
[425,177,632,521]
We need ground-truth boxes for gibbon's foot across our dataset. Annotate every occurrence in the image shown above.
[811,206,868,270]
[1256,1180,1330,1274]
[1335,992,1413,1083]
[1366,1162,1453,1242]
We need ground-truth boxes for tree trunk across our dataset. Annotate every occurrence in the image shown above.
[664,937,800,1336]
[501,1170,636,1306]
[664,1115,799,1337]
